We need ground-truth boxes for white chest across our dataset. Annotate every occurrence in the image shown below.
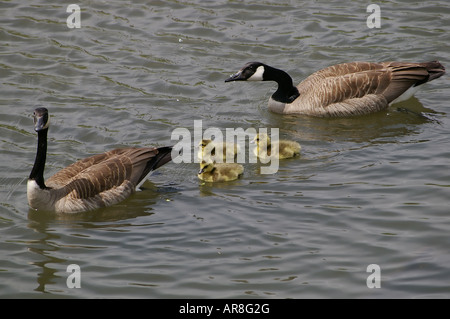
[27,179,54,211]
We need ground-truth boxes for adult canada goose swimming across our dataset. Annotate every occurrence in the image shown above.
[198,161,244,182]
[197,139,240,163]
[27,107,174,214]
[253,133,301,160]
[225,61,445,117]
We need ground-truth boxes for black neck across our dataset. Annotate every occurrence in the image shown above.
[29,128,48,189]
[263,65,300,103]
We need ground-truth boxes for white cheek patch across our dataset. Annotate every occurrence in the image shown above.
[248,65,265,81]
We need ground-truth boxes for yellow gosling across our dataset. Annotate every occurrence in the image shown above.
[253,133,301,160]
[198,161,244,182]
[198,139,240,163]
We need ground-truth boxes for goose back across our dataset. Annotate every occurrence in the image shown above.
[28,147,172,213]
[276,61,444,116]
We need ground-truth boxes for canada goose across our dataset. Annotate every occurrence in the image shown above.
[27,107,173,214]
[253,133,301,160]
[198,139,240,163]
[197,161,244,182]
[225,61,445,117]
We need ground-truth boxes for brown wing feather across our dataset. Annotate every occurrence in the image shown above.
[297,62,386,93]
[380,61,443,102]
[299,68,390,114]
[46,147,172,200]
[293,61,445,116]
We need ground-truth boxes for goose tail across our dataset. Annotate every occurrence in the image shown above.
[149,146,173,171]
[422,60,445,83]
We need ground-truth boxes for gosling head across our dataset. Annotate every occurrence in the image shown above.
[198,161,215,174]
[198,139,217,161]
[252,133,271,148]
[199,139,213,149]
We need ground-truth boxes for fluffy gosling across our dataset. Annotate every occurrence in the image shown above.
[198,161,244,182]
[198,139,240,163]
[253,133,301,160]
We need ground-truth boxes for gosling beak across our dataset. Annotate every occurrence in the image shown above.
[225,70,244,82]
[198,167,205,174]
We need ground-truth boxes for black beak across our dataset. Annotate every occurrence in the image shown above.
[34,115,47,132]
[225,70,244,82]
